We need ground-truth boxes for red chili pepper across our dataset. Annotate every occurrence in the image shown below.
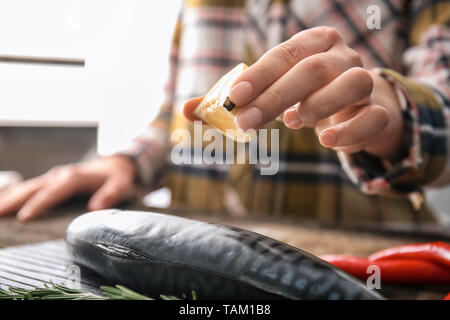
[368,242,450,268]
[444,293,450,300]
[321,254,450,284]
[321,255,371,279]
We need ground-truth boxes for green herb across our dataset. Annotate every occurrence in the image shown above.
[0,283,106,300]
[0,283,198,300]
[100,285,152,300]
[0,283,197,300]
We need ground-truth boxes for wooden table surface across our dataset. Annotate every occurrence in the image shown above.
[0,198,448,300]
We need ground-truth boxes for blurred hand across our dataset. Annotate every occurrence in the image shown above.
[225,26,403,160]
[0,155,136,222]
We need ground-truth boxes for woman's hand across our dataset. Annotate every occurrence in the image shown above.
[229,26,404,159]
[0,155,136,222]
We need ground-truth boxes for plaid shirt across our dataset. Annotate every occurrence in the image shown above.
[121,0,450,229]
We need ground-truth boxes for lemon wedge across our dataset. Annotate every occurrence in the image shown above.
[193,63,256,143]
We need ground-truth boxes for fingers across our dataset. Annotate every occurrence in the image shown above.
[318,104,389,153]
[88,176,133,211]
[230,27,343,106]
[183,96,205,122]
[19,163,133,220]
[236,47,362,130]
[0,157,137,222]
[0,178,43,217]
[283,67,373,128]
[16,169,85,221]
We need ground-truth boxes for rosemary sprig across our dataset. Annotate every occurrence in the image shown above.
[0,283,196,300]
[100,285,152,300]
[0,283,106,300]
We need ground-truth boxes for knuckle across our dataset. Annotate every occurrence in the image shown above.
[316,26,341,44]
[266,88,287,113]
[326,27,341,43]
[251,63,273,88]
[350,67,373,97]
[346,48,363,66]
[47,165,63,175]
[278,41,302,64]
[372,105,389,128]
[56,166,79,182]
[312,107,330,123]
[304,55,329,80]
[298,101,321,123]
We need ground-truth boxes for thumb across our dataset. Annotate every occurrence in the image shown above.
[88,176,132,211]
[183,96,205,122]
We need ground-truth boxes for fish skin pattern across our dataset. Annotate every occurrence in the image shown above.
[66,210,383,300]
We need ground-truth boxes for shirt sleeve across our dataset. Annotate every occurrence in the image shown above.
[338,0,450,208]
[116,10,183,186]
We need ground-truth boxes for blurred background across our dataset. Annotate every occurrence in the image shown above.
[0,0,448,220]
[0,0,180,154]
